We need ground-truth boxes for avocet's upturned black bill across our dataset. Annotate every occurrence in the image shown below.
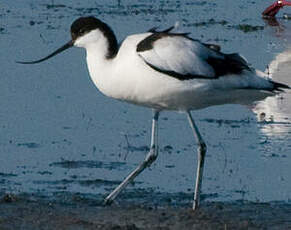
[18,16,290,210]
[17,17,117,64]
[17,41,73,64]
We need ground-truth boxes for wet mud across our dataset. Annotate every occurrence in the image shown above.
[0,195,291,230]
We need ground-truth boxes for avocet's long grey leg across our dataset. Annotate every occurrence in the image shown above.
[104,110,160,204]
[186,111,207,210]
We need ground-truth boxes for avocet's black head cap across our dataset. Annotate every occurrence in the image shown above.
[71,16,118,58]
[17,16,118,64]
[71,17,105,41]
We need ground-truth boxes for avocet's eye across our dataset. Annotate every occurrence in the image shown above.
[79,29,85,35]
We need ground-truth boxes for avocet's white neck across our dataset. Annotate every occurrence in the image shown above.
[75,30,117,98]
[75,29,116,58]
[85,33,112,63]
[86,42,116,97]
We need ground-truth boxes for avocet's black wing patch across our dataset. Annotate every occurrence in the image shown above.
[143,60,212,80]
[206,53,251,77]
[137,31,251,80]
[137,31,192,53]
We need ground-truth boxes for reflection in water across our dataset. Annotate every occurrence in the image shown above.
[254,18,291,136]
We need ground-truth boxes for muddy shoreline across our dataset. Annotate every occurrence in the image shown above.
[1,195,291,229]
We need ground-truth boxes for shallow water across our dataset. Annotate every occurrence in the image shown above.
[1,0,291,206]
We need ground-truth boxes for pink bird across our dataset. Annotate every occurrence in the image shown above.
[262,0,291,17]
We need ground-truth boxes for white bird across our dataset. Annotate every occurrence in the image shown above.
[18,16,289,210]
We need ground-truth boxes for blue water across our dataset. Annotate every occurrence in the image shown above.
[1,0,291,206]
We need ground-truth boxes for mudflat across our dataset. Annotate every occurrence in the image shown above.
[1,196,291,230]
